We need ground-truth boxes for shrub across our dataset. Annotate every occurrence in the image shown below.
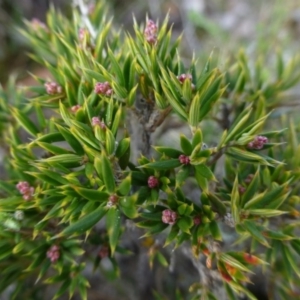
[1,1,300,299]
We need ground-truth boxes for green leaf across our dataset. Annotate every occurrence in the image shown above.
[56,125,85,155]
[207,193,226,215]
[192,129,203,148]
[245,209,287,218]
[117,174,131,196]
[154,147,182,158]
[140,159,181,170]
[57,204,108,237]
[194,164,216,181]
[106,207,121,255]
[164,225,180,246]
[11,107,39,137]
[231,176,240,224]
[101,153,116,193]
[180,135,193,155]
[209,220,222,240]
[177,216,193,233]
[241,168,260,207]
[105,128,116,156]
[115,138,130,158]
[242,220,270,247]
[73,186,109,202]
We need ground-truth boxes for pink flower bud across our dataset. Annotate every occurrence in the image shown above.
[247,136,268,150]
[179,154,190,165]
[238,185,246,194]
[47,245,60,263]
[71,105,81,113]
[245,174,254,185]
[44,82,63,95]
[147,176,159,189]
[94,82,113,96]
[16,181,35,201]
[177,73,195,89]
[162,209,177,225]
[193,216,201,225]
[98,246,110,259]
[92,117,101,126]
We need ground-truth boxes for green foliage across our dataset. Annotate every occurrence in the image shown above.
[0,1,300,299]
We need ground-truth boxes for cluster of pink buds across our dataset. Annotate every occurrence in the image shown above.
[177,74,195,89]
[16,181,34,201]
[31,18,49,32]
[144,19,158,45]
[94,82,113,96]
[162,209,177,225]
[193,215,202,226]
[147,176,159,189]
[91,117,106,129]
[179,154,190,165]
[44,82,63,95]
[71,104,81,113]
[247,136,268,150]
[47,245,60,263]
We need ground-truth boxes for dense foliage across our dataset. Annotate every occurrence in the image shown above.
[1,1,300,299]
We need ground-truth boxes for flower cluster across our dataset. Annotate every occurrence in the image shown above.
[147,176,159,189]
[91,117,106,128]
[247,136,268,150]
[46,245,60,263]
[144,19,157,44]
[16,181,34,201]
[94,82,113,96]
[179,154,190,165]
[177,73,195,89]
[162,209,177,225]
[44,82,63,95]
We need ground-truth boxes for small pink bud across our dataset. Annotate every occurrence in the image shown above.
[238,185,246,194]
[78,28,89,41]
[44,82,63,95]
[245,174,254,185]
[147,176,159,189]
[179,154,190,165]
[107,194,118,207]
[162,209,177,225]
[98,246,110,259]
[71,105,81,113]
[193,216,201,225]
[177,73,195,89]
